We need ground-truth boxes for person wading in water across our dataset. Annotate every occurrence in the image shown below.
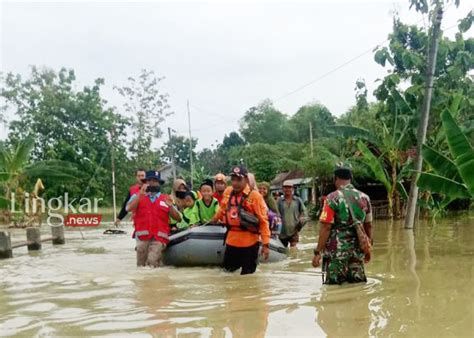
[312,163,373,284]
[278,181,308,248]
[212,166,270,275]
[127,170,181,268]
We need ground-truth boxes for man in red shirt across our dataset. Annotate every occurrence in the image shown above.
[127,170,181,267]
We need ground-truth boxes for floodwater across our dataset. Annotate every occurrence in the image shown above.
[0,215,473,337]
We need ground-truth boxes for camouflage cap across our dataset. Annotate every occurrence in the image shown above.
[334,161,353,179]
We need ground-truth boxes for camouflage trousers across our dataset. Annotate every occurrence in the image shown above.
[322,255,367,285]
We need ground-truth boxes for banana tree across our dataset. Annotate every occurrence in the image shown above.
[0,137,77,223]
[417,110,474,208]
[332,92,414,218]
[356,140,411,218]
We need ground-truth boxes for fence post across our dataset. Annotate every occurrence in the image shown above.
[26,227,41,251]
[0,231,13,259]
[51,225,65,245]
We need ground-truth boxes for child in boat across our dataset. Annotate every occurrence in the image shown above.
[175,191,200,231]
[196,179,219,223]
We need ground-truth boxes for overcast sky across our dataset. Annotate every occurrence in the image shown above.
[1,0,472,150]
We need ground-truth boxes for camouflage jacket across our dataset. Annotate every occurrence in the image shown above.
[319,184,372,258]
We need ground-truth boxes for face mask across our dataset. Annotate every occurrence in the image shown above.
[175,190,187,199]
[146,186,161,193]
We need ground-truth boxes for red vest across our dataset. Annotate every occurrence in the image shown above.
[133,194,170,244]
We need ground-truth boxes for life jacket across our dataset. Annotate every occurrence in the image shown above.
[133,194,170,244]
[225,191,259,234]
[196,198,219,223]
[176,203,200,230]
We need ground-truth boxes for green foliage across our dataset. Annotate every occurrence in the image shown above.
[330,125,380,146]
[338,103,380,133]
[374,47,394,67]
[288,102,335,142]
[458,10,473,33]
[418,173,470,199]
[228,142,306,182]
[357,141,391,191]
[409,1,460,15]
[196,148,228,175]
[356,10,474,215]
[422,144,460,180]
[239,100,335,145]
[239,100,292,144]
[418,111,474,199]
[0,67,130,203]
[373,17,473,145]
[0,2,470,216]
[115,69,171,169]
[221,132,246,150]
[161,135,197,171]
[0,136,77,212]
[441,110,474,196]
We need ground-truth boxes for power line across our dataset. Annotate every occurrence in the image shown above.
[189,103,235,123]
[174,119,235,135]
[273,38,390,103]
[272,13,446,103]
[170,102,238,135]
[167,7,465,135]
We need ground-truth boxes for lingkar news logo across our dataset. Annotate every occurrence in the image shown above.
[11,192,103,227]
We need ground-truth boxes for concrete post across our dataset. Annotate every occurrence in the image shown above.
[26,227,42,251]
[51,225,65,245]
[0,231,13,259]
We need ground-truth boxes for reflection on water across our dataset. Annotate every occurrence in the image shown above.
[1,214,473,337]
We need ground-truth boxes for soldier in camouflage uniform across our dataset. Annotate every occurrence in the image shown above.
[312,163,373,284]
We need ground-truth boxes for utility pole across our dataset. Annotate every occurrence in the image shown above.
[168,127,177,181]
[309,122,317,205]
[405,2,443,229]
[187,100,194,188]
[110,126,117,227]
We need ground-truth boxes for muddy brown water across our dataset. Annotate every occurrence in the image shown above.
[1,214,473,337]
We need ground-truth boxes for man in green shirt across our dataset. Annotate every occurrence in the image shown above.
[312,162,373,284]
[278,181,308,247]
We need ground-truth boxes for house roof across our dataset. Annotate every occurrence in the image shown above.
[270,170,311,190]
[157,163,183,172]
[282,178,313,186]
[271,172,291,185]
